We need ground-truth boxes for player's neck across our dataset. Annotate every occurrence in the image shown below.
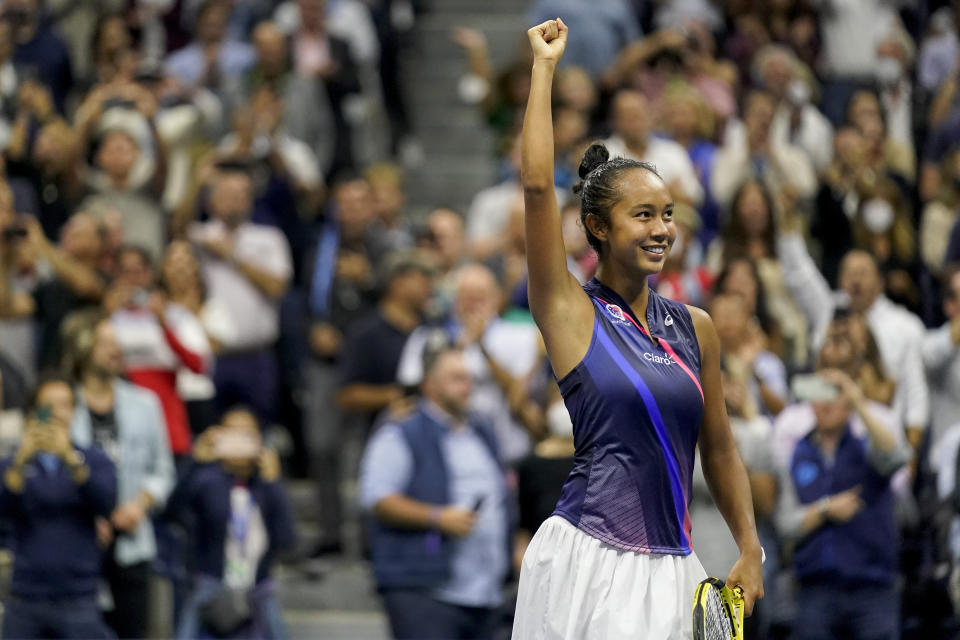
[595,265,651,320]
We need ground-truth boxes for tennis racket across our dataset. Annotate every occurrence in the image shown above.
[692,577,744,640]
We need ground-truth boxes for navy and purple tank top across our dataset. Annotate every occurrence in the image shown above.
[552,278,705,556]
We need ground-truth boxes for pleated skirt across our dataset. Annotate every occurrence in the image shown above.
[512,516,707,640]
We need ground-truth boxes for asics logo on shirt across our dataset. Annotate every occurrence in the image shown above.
[643,352,677,366]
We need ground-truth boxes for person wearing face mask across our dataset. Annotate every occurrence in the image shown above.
[777,195,929,468]
[169,407,295,640]
[752,44,834,174]
[852,182,920,313]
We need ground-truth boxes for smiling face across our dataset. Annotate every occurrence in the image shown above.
[586,168,676,275]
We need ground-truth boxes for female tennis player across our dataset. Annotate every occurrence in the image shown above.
[513,19,764,639]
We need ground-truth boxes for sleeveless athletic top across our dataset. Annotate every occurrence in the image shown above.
[552,278,705,555]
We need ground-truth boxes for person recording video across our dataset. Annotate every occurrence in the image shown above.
[772,320,912,639]
[0,375,116,639]
[168,407,296,640]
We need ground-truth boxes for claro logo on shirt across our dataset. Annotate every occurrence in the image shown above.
[643,352,676,366]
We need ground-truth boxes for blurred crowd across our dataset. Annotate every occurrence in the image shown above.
[0,0,959,638]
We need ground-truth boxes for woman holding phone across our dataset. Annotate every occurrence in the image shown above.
[512,19,763,639]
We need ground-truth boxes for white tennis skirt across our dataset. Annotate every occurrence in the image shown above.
[512,516,707,640]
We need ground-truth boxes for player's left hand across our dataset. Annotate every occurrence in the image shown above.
[726,548,764,616]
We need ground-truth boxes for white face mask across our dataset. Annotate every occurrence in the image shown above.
[875,56,902,86]
[862,198,895,234]
[546,400,574,439]
[787,79,810,106]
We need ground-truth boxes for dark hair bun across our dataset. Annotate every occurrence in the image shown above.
[578,143,610,179]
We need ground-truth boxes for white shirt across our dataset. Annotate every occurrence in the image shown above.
[112,303,212,372]
[604,134,704,206]
[709,122,818,208]
[396,318,541,463]
[814,0,904,78]
[771,103,835,174]
[190,221,293,352]
[465,181,566,247]
[777,231,930,431]
[922,325,960,456]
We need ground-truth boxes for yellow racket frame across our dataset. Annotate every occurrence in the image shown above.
[692,577,744,640]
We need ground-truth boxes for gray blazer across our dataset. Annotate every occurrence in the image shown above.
[71,380,176,566]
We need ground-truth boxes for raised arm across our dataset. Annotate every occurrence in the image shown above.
[522,19,594,376]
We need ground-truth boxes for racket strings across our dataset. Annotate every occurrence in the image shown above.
[704,588,733,640]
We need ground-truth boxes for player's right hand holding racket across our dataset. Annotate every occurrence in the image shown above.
[724,546,764,617]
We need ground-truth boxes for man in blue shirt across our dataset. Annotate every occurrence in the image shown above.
[775,366,910,640]
[0,375,117,639]
[360,343,509,640]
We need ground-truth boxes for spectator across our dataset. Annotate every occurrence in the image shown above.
[105,245,212,459]
[24,212,106,371]
[920,146,960,278]
[396,263,541,464]
[68,316,176,640]
[923,266,960,457]
[365,162,415,252]
[360,344,509,640]
[170,407,296,640]
[652,202,713,307]
[307,175,386,367]
[236,21,336,179]
[5,89,86,241]
[420,207,468,314]
[850,178,919,312]
[514,381,574,574]
[777,200,929,459]
[815,0,909,125]
[0,202,36,387]
[710,293,787,418]
[774,368,910,640]
[286,0,362,174]
[189,166,293,422]
[164,0,256,94]
[661,82,722,246]
[74,80,168,259]
[846,89,915,186]
[528,0,639,78]
[752,44,834,174]
[159,240,221,436]
[811,126,870,287]
[6,0,73,113]
[604,89,704,206]
[711,90,817,208]
[0,375,116,640]
[336,251,434,429]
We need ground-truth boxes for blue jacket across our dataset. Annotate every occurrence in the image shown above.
[166,463,296,585]
[0,446,116,598]
[790,428,899,586]
[368,407,501,590]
